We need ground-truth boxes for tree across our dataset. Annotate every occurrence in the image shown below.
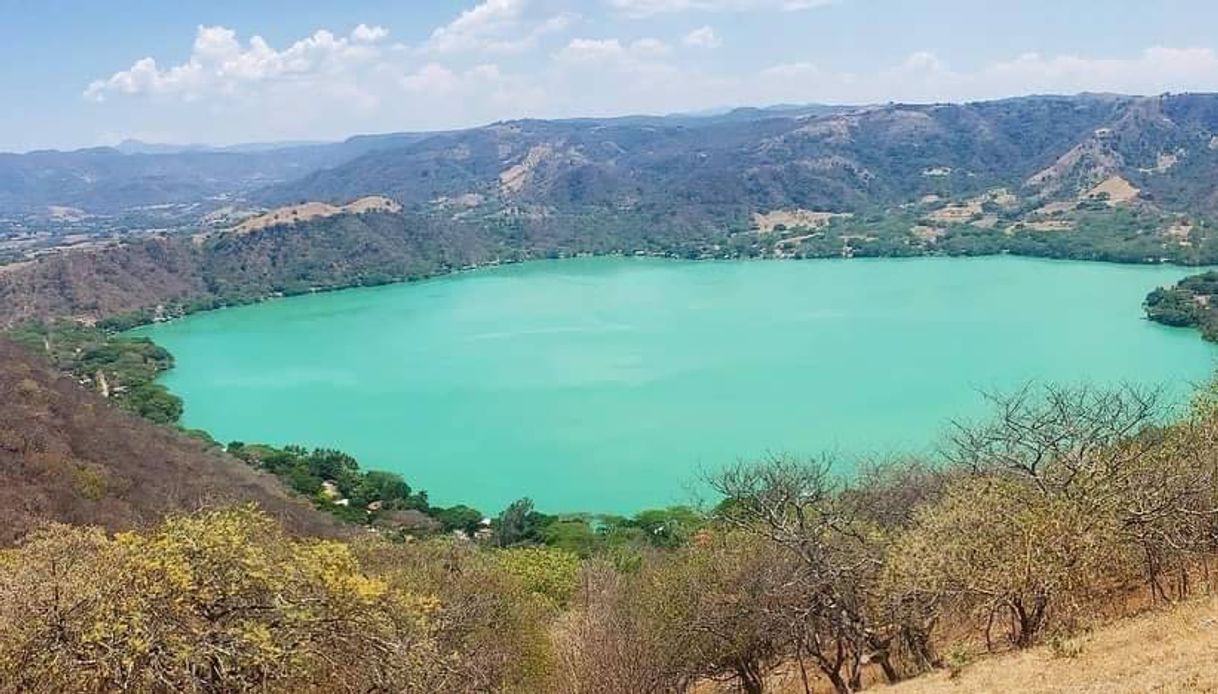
[350,470,412,508]
[357,537,555,692]
[711,456,897,693]
[494,497,551,547]
[631,506,706,548]
[943,383,1161,499]
[0,506,443,692]
[496,546,582,609]
[642,532,798,693]
[887,476,1123,650]
[432,504,485,535]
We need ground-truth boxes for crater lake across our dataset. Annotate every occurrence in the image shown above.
[136,256,1218,513]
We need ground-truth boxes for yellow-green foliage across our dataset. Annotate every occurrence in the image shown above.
[0,506,441,693]
[886,474,1131,647]
[495,546,581,608]
[356,538,557,692]
[70,463,108,500]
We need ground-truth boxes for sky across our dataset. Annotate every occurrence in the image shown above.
[5,0,1218,151]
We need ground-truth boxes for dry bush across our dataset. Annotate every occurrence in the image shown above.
[548,560,672,693]
[0,506,439,693]
[355,537,557,693]
[885,476,1130,651]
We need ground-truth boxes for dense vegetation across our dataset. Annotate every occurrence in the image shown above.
[7,321,184,424]
[1146,270,1218,341]
[5,381,1218,692]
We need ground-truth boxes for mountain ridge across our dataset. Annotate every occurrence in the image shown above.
[8,93,1218,329]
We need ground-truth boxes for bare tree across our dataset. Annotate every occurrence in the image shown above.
[944,383,1162,499]
[710,455,899,693]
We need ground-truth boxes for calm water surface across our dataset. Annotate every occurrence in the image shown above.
[137,257,1217,513]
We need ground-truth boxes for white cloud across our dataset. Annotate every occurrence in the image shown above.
[974,47,1218,97]
[351,23,389,43]
[556,38,628,63]
[424,0,576,54]
[748,47,1218,106]
[77,12,1218,150]
[682,26,721,48]
[400,63,460,94]
[608,0,833,18]
[631,37,672,57]
[875,47,1218,103]
[554,36,677,77]
[759,61,820,79]
[84,24,389,101]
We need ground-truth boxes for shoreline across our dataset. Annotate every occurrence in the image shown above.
[130,254,1218,515]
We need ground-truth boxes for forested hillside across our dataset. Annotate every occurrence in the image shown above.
[261,93,1218,218]
[0,339,342,544]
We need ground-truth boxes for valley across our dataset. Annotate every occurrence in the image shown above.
[134,255,1215,513]
[8,91,1218,694]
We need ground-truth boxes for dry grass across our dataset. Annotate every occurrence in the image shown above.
[1139,152,1180,174]
[232,196,400,233]
[692,596,1218,693]
[0,260,34,275]
[911,225,947,242]
[1083,175,1140,205]
[1019,219,1077,232]
[1034,200,1078,216]
[1163,220,1195,246]
[926,202,980,224]
[753,209,850,233]
[499,144,554,193]
[878,596,1218,694]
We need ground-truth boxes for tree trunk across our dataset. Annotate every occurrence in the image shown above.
[821,668,852,694]
[848,653,863,691]
[1146,549,1165,604]
[1011,597,1045,649]
[736,659,764,694]
[796,651,813,694]
[874,650,900,684]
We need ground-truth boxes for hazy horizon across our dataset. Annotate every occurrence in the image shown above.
[6,89,1205,155]
[6,0,1218,151]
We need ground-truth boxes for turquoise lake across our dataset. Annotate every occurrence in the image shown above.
[136,256,1218,514]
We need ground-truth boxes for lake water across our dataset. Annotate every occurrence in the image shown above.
[137,256,1217,514]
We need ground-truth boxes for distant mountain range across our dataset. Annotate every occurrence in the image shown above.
[266,93,1218,216]
[0,132,437,215]
[0,104,854,216]
[8,93,1218,326]
[4,93,1218,224]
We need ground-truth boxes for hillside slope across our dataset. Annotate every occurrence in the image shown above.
[261,93,1218,219]
[876,597,1218,694]
[10,94,1218,328]
[0,201,753,327]
[0,237,209,324]
[0,339,343,544]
